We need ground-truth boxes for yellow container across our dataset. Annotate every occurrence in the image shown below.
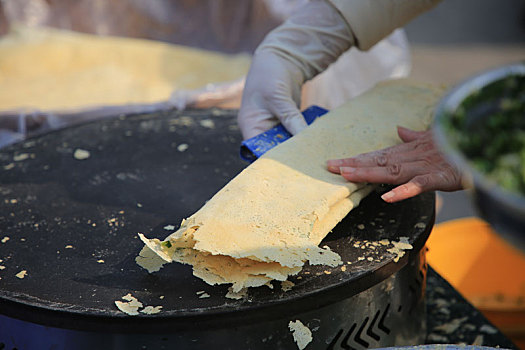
[427,218,525,349]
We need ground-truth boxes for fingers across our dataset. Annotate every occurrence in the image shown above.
[327,146,423,173]
[275,103,308,135]
[237,50,306,139]
[239,95,307,139]
[339,161,427,184]
[266,67,307,135]
[381,169,460,203]
[381,176,431,203]
[327,149,403,172]
[327,129,432,172]
[326,127,463,203]
[280,111,308,135]
[340,160,463,204]
[397,125,425,143]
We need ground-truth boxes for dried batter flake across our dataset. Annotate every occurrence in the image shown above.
[281,280,295,292]
[73,149,91,160]
[141,306,162,315]
[225,287,248,300]
[288,320,313,350]
[386,237,413,262]
[15,270,27,279]
[115,293,143,316]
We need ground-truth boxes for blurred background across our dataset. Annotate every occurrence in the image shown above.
[1,0,524,157]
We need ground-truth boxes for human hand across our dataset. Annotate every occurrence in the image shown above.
[238,0,442,140]
[326,126,463,203]
[238,0,354,140]
[237,50,308,140]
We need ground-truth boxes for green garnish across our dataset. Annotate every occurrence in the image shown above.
[161,241,172,248]
[444,75,525,195]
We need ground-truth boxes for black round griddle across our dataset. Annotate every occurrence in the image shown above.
[0,109,434,334]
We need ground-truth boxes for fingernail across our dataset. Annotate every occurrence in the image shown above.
[381,191,395,202]
[327,165,340,172]
[340,167,355,174]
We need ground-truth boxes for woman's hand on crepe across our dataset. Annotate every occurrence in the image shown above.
[326,126,463,203]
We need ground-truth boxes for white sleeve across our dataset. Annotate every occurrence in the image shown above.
[327,0,442,50]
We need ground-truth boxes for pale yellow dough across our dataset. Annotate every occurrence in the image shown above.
[0,26,250,111]
[137,80,445,292]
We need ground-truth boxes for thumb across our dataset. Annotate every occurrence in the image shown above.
[271,98,308,135]
[281,110,308,135]
[397,126,426,143]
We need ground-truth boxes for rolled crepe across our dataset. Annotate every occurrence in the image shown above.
[136,80,444,292]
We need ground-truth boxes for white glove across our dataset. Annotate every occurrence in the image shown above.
[238,0,354,140]
[238,0,441,140]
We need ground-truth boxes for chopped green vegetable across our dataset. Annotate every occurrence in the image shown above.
[161,240,172,248]
[444,74,525,195]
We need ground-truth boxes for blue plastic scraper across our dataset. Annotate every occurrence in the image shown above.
[240,105,328,162]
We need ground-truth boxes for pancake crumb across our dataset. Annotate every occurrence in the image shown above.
[15,270,27,279]
[281,280,295,292]
[199,119,215,128]
[115,293,143,316]
[288,320,313,350]
[226,287,248,300]
[14,153,29,162]
[141,306,162,315]
[73,149,91,160]
[177,144,189,152]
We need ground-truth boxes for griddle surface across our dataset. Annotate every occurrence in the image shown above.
[0,109,434,332]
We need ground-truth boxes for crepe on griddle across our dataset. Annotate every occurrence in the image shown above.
[136,80,444,293]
